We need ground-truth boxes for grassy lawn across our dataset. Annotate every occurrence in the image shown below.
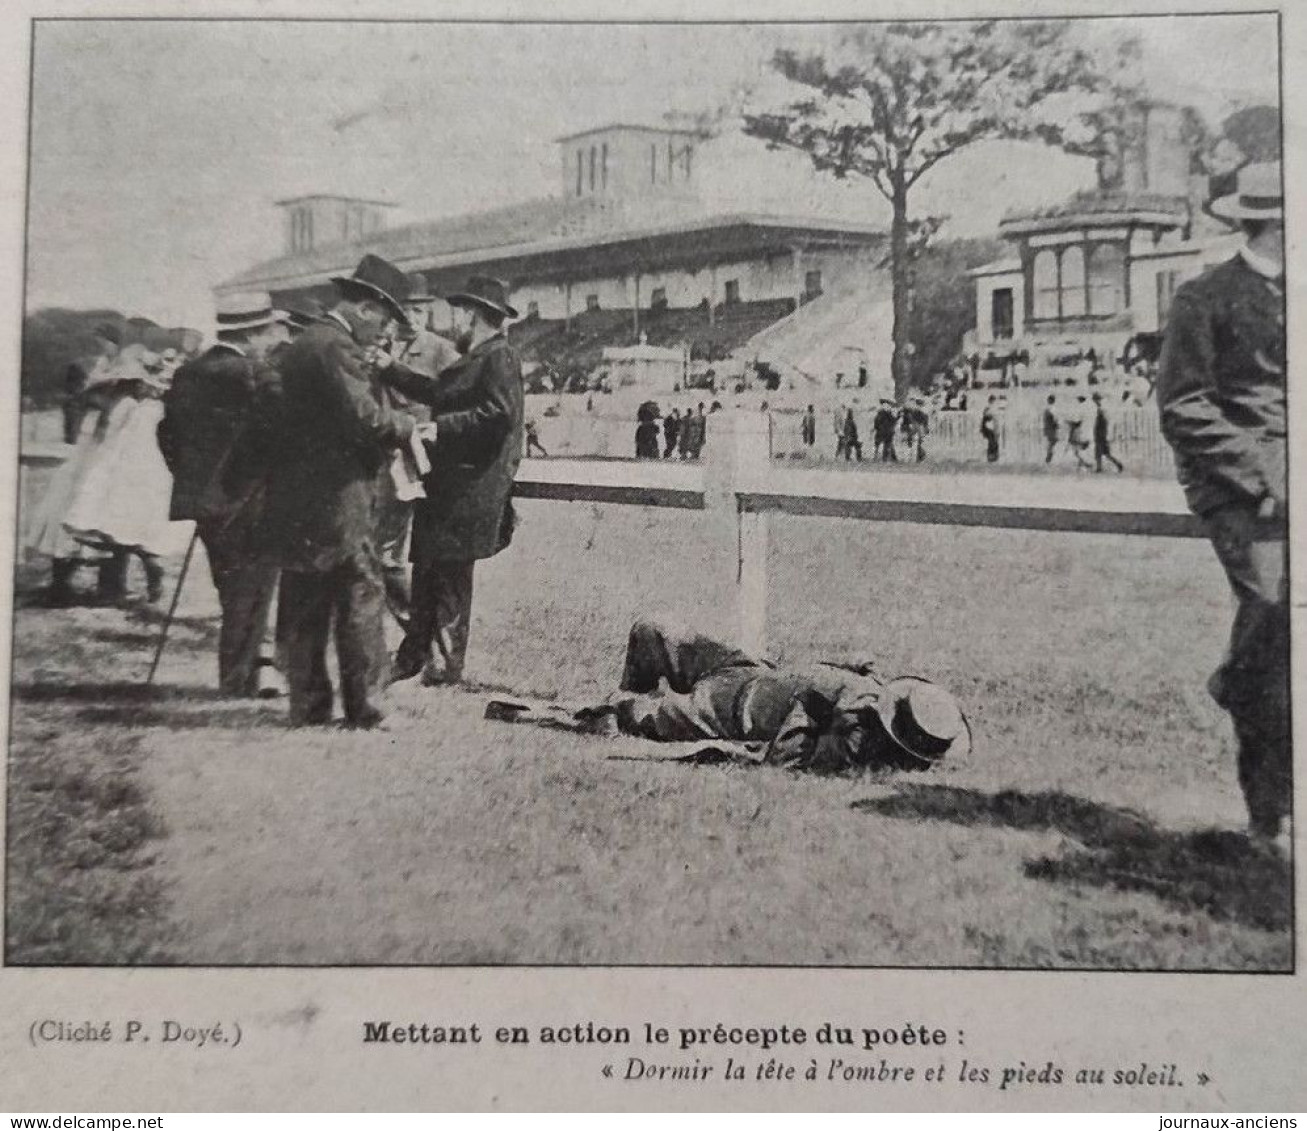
[5,500,1292,969]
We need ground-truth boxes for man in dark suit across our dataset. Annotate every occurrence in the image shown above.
[157,295,291,697]
[255,255,425,727]
[1158,162,1288,846]
[376,275,524,686]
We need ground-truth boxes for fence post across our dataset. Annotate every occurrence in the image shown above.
[705,407,771,655]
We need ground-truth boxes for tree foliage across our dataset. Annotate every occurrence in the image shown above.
[743,20,1107,399]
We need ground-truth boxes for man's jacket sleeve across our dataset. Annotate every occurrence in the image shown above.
[429,348,517,464]
[765,690,862,774]
[378,362,437,406]
[1157,286,1270,506]
[326,337,414,450]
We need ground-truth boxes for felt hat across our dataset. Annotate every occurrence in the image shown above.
[405,272,436,304]
[330,254,411,324]
[876,677,971,766]
[1210,161,1282,222]
[445,274,518,320]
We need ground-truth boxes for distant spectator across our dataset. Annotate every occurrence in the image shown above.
[1042,395,1060,464]
[634,405,660,459]
[842,408,863,462]
[1091,393,1123,473]
[1066,395,1093,469]
[873,401,897,462]
[663,408,681,458]
[691,402,708,458]
[980,396,1000,463]
[525,417,548,458]
[901,400,928,462]
[800,404,816,449]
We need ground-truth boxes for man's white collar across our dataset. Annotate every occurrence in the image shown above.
[214,341,246,357]
[1240,243,1284,280]
[324,309,353,335]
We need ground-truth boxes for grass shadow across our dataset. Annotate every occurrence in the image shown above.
[854,784,1291,933]
[12,681,220,705]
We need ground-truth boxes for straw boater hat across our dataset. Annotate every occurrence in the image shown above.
[1210,161,1282,223]
[215,292,292,342]
[874,677,971,766]
[330,253,411,325]
[445,275,518,321]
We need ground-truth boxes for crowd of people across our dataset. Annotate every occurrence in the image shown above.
[31,256,523,729]
[636,401,711,460]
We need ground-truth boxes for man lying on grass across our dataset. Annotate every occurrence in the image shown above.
[486,618,970,772]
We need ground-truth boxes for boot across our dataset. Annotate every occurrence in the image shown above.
[97,552,129,604]
[47,558,78,606]
[139,553,165,603]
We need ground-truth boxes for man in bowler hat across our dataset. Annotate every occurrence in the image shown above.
[158,294,292,697]
[1158,162,1289,846]
[255,254,427,727]
[375,275,524,686]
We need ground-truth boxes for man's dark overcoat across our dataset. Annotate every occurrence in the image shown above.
[256,316,414,571]
[157,344,266,524]
[388,334,524,564]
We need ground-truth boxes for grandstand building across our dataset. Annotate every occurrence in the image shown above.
[965,101,1239,381]
[218,123,885,386]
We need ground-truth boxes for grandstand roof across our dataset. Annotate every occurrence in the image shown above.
[999,191,1190,238]
[217,197,882,295]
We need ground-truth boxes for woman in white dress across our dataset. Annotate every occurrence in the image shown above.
[60,346,190,601]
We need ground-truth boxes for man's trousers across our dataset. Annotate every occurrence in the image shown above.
[1202,502,1291,836]
[278,557,389,725]
[198,518,278,699]
[395,559,476,682]
[614,618,763,741]
[375,471,414,626]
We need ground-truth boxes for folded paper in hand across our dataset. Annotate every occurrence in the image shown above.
[390,427,432,501]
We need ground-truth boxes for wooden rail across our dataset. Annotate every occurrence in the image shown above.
[22,423,1274,655]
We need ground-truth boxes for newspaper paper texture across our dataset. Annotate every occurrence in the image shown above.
[0,0,1304,1114]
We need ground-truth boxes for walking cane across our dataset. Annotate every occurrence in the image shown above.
[146,526,200,686]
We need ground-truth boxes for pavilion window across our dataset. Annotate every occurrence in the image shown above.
[1032,249,1059,319]
[1088,244,1126,315]
[1060,246,1087,317]
[668,142,675,181]
[601,142,609,191]
[724,279,741,305]
[590,145,597,191]
[576,150,584,197]
[650,144,657,184]
[651,286,668,310]
[586,293,600,311]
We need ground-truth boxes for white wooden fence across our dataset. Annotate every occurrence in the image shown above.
[21,413,1268,656]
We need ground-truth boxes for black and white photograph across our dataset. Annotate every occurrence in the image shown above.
[5,10,1292,977]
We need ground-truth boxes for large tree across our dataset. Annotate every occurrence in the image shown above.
[744,21,1106,400]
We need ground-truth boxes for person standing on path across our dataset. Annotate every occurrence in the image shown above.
[1157,161,1289,846]
[1042,395,1060,464]
[980,396,1000,463]
[158,294,292,697]
[1091,392,1124,473]
[255,254,424,728]
[380,275,525,688]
